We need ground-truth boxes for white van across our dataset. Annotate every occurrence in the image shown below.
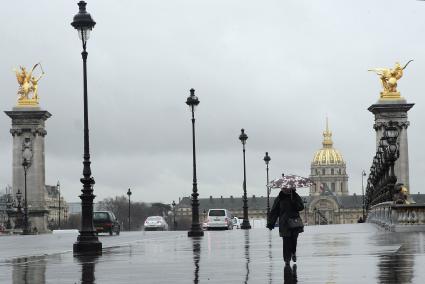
[206,209,233,230]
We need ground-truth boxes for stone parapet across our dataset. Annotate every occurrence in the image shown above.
[367,202,425,232]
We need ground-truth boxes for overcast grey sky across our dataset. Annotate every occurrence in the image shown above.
[1,0,425,204]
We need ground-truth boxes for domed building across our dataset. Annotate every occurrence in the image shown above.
[309,121,348,196]
[303,120,363,225]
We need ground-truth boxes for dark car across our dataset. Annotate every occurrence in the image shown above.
[93,211,120,236]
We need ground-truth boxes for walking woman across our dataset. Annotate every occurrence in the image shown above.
[267,187,304,266]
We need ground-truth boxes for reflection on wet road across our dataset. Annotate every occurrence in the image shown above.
[2,224,425,283]
[192,237,201,284]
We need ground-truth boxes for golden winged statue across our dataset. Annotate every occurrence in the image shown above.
[369,60,413,100]
[13,63,44,106]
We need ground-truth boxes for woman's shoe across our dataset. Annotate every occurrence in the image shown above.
[292,254,297,262]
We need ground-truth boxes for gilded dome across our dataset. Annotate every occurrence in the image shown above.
[312,120,345,166]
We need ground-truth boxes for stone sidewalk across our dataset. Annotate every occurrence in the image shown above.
[1,223,425,283]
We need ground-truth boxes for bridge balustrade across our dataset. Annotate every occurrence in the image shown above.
[367,202,425,232]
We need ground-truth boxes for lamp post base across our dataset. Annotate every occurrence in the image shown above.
[188,229,204,237]
[241,220,251,230]
[73,234,102,255]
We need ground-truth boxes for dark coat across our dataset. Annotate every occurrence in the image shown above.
[267,190,304,237]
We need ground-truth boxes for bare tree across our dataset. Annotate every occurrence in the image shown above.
[96,195,171,231]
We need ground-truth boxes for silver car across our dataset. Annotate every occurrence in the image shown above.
[144,216,169,231]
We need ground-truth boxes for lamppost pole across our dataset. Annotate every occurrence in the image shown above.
[71,1,102,254]
[172,200,176,230]
[22,158,30,235]
[57,181,61,229]
[186,89,204,237]
[263,152,271,218]
[16,188,23,230]
[239,129,251,229]
[127,188,132,231]
[361,170,366,221]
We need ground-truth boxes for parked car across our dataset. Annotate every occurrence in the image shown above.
[144,216,169,231]
[232,217,241,229]
[205,209,233,230]
[93,211,120,236]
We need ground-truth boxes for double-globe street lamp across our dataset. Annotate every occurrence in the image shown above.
[186,89,204,237]
[239,129,251,229]
[71,1,102,254]
[127,188,132,231]
[263,152,271,218]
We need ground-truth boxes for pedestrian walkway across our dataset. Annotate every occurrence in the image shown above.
[1,223,425,283]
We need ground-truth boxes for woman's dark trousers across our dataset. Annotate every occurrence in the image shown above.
[282,233,298,262]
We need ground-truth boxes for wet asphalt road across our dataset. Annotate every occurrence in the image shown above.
[1,223,425,283]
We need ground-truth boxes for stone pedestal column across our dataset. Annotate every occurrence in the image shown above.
[368,99,414,193]
[5,107,52,233]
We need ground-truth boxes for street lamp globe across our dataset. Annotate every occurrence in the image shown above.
[127,188,132,198]
[71,1,96,42]
[239,129,248,145]
[186,88,200,111]
[263,152,271,165]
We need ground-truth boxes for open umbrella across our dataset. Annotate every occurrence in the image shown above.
[269,173,314,189]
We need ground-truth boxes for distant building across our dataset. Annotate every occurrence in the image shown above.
[0,194,10,227]
[306,121,363,224]
[45,185,68,227]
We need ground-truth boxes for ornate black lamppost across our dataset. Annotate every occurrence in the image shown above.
[172,200,177,230]
[71,1,102,253]
[57,180,61,229]
[127,188,132,231]
[186,89,204,237]
[361,170,366,221]
[263,152,271,218]
[239,129,251,229]
[22,158,30,235]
